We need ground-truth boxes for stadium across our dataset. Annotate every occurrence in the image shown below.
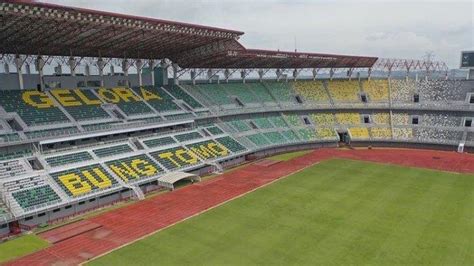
[0,0,473,265]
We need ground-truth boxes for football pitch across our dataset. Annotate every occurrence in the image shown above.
[90,159,473,265]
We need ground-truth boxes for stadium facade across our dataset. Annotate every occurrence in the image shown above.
[0,1,472,236]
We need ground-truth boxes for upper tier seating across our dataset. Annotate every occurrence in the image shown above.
[25,127,79,140]
[12,185,61,211]
[265,82,296,103]
[216,136,247,153]
[0,160,28,179]
[150,146,201,171]
[50,164,118,197]
[293,81,329,103]
[281,130,300,142]
[131,87,180,113]
[336,113,360,125]
[167,86,203,109]
[418,80,474,102]
[0,90,69,126]
[391,79,416,102]
[263,131,287,145]
[246,83,276,104]
[92,144,134,158]
[327,80,360,102]
[362,80,389,101]
[224,83,260,105]
[349,127,370,139]
[96,87,153,116]
[372,113,390,125]
[46,151,93,167]
[247,133,271,147]
[105,154,163,183]
[164,113,194,121]
[194,84,234,106]
[143,136,177,148]
[175,131,203,142]
[49,89,110,121]
[0,149,31,162]
[311,113,336,126]
[370,127,392,139]
[185,140,230,160]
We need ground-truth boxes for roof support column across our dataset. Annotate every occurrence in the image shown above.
[191,69,197,85]
[329,68,335,80]
[292,69,300,81]
[97,58,106,87]
[68,57,76,77]
[136,59,143,86]
[173,63,179,85]
[347,68,354,80]
[312,68,319,81]
[367,67,372,80]
[276,69,282,82]
[148,60,157,86]
[224,69,231,83]
[35,56,46,91]
[15,55,25,90]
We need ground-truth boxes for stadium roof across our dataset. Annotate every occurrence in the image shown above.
[0,1,378,69]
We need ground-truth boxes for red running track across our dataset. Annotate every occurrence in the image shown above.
[7,148,474,266]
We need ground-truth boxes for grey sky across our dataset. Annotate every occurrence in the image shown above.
[44,0,473,68]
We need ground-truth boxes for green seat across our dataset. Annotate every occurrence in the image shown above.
[46,151,93,167]
[93,144,133,158]
[215,136,247,153]
[12,185,61,210]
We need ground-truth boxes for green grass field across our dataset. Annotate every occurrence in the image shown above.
[0,234,49,263]
[90,159,474,265]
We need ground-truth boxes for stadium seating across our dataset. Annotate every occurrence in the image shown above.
[263,131,287,145]
[0,149,31,162]
[50,89,111,121]
[391,113,410,125]
[0,90,69,126]
[297,128,317,141]
[264,82,296,103]
[25,127,80,140]
[149,146,201,171]
[393,128,413,140]
[206,126,224,135]
[131,87,180,113]
[310,113,336,126]
[247,133,271,147]
[224,83,261,105]
[143,136,177,148]
[268,115,287,127]
[0,160,28,179]
[215,136,247,153]
[50,164,119,197]
[175,131,203,142]
[370,127,392,139]
[96,87,153,116]
[228,120,251,132]
[253,117,274,129]
[316,128,337,140]
[164,113,195,121]
[186,140,230,160]
[391,79,416,102]
[193,84,234,106]
[0,133,20,143]
[414,128,463,143]
[421,113,462,127]
[106,154,163,183]
[417,80,474,102]
[349,127,370,139]
[327,80,360,102]
[362,80,389,101]
[246,83,276,104]
[92,144,134,158]
[2,176,45,192]
[372,113,390,125]
[293,80,329,103]
[335,113,360,125]
[12,185,61,211]
[167,86,203,109]
[46,151,94,167]
[281,130,300,142]
[284,114,303,126]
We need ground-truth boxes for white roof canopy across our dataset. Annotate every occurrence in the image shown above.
[158,172,200,190]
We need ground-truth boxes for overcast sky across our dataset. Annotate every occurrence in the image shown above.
[43,0,473,68]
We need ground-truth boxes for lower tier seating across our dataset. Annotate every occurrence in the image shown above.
[284,114,303,126]
[316,128,337,139]
[105,154,163,183]
[268,115,287,127]
[393,128,413,140]
[50,164,118,197]
[392,113,410,125]
[247,133,271,147]
[0,160,28,179]
[263,131,287,145]
[281,130,300,142]
[297,128,317,141]
[253,117,274,129]
[12,185,61,211]
[370,127,392,139]
[150,146,201,171]
[185,140,230,160]
[216,136,247,153]
[228,120,251,132]
[206,126,224,135]
[349,127,370,139]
